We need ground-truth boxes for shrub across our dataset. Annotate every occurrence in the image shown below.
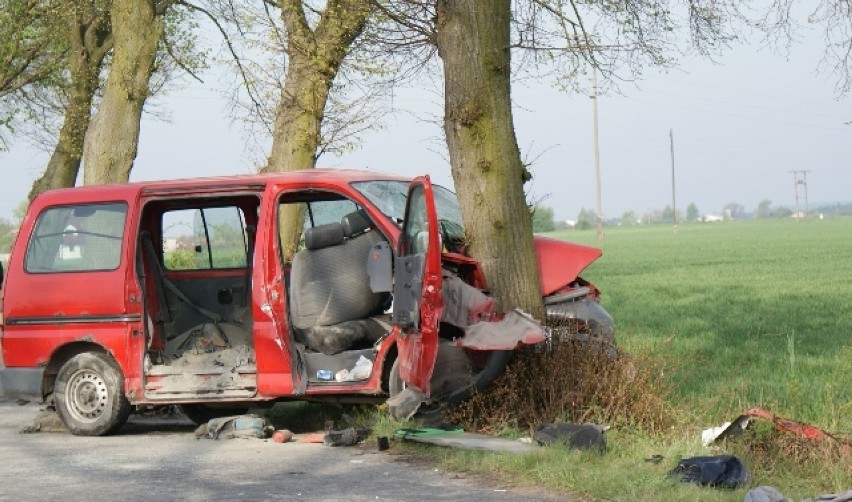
[447,332,675,435]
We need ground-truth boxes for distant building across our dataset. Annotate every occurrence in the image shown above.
[699,214,724,223]
[59,224,82,260]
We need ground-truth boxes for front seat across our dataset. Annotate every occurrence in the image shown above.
[289,215,387,355]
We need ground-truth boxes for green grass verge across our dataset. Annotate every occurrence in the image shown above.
[416,218,851,500]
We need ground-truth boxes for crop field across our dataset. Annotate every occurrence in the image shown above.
[551,217,851,433]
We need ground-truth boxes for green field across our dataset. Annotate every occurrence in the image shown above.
[398,218,851,501]
[552,218,851,432]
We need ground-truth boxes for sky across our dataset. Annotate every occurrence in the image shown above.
[1,15,850,223]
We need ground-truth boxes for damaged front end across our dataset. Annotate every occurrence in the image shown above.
[535,236,615,354]
[544,284,615,350]
[382,178,614,420]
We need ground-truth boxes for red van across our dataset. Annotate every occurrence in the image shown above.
[0,170,612,435]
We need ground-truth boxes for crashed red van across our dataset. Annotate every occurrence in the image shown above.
[0,170,612,435]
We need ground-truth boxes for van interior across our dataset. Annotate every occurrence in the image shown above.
[136,191,395,401]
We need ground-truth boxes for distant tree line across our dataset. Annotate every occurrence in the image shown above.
[531,199,852,233]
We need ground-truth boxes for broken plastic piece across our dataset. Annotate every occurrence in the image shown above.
[702,420,747,447]
[386,387,426,420]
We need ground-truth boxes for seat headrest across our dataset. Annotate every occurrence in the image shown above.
[304,223,344,250]
[341,210,371,238]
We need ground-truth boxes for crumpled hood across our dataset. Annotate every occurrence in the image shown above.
[534,236,602,296]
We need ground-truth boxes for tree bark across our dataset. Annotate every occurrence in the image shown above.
[265,0,370,172]
[265,0,370,262]
[83,0,164,185]
[28,1,111,201]
[436,0,544,319]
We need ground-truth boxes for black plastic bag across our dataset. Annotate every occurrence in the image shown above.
[533,423,606,451]
[668,455,751,489]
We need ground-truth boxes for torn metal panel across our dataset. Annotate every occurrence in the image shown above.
[440,274,495,328]
[458,309,545,350]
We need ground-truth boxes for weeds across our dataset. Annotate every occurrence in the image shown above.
[447,331,675,434]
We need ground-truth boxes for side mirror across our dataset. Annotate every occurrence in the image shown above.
[366,241,393,293]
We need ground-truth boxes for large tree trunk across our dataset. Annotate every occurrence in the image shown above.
[265,0,370,172]
[83,0,164,185]
[28,1,110,201]
[265,0,370,262]
[436,0,544,319]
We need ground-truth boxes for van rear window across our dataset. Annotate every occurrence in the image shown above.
[25,203,127,273]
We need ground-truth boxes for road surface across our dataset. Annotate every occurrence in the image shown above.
[0,399,557,501]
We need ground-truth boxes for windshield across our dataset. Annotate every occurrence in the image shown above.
[351,179,466,251]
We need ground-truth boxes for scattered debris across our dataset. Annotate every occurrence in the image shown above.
[394,428,537,454]
[702,420,745,447]
[377,436,390,451]
[710,407,852,454]
[19,409,67,434]
[323,428,370,447]
[298,433,326,443]
[533,423,607,451]
[667,455,750,489]
[644,454,664,464]
[387,387,426,421]
[335,355,373,382]
[744,486,793,502]
[194,414,273,440]
[272,429,294,443]
[802,490,852,502]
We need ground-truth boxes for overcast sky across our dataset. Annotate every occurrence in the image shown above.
[1,16,850,223]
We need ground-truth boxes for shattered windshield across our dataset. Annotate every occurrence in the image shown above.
[351,180,466,249]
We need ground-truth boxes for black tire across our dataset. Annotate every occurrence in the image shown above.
[54,352,132,436]
[180,404,250,426]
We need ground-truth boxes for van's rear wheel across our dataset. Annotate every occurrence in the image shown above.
[55,353,131,436]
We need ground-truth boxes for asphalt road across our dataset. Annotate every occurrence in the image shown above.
[0,399,556,501]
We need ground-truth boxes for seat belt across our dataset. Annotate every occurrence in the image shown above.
[141,231,223,324]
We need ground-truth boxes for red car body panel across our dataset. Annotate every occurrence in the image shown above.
[534,237,602,296]
[0,169,603,409]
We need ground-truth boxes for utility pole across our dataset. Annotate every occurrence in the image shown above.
[790,170,811,220]
[591,66,604,243]
[670,129,677,233]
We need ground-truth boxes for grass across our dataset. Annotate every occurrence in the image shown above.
[404,217,852,500]
[557,217,852,431]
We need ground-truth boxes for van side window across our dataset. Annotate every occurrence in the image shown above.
[162,206,247,270]
[25,203,127,273]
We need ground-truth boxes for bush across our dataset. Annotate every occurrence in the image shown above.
[446,332,675,435]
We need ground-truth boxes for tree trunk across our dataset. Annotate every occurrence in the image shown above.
[28,2,110,201]
[265,0,370,172]
[265,0,370,262]
[436,0,544,319]
[83,0,163,185]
